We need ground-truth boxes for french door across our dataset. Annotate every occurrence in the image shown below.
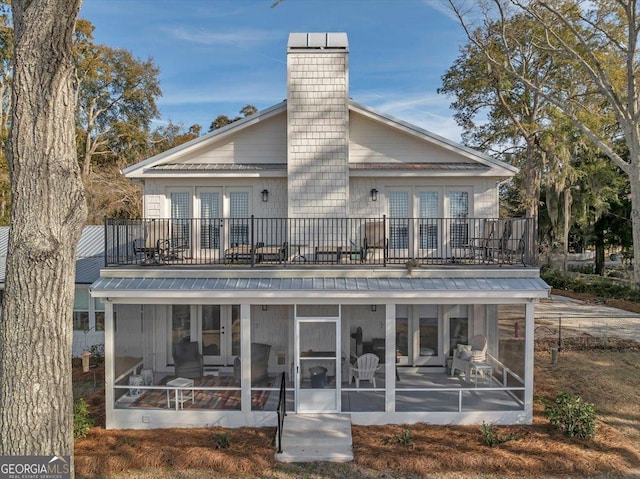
[169,304,240,367]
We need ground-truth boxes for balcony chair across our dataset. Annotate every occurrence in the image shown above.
[172,341,203,379]
[349,353,381,388]
[362,220,388,263]
[450,334,487,381]
[133,219,170,265]
[485,219,511,263]
[499,218,529,265]
[467,219,496,261]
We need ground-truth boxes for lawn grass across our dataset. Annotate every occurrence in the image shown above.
[73,341,640,479]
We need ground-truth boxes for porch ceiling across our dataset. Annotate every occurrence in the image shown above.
[90,276,550,302]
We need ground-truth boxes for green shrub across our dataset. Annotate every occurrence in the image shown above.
[73,398,94,438]
[480,422,518,447]
[541,269,640,302]
[214,432,231,449]
[544,392,596,440]
[385,427,414,448]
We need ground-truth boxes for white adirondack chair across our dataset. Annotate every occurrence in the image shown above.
[349,353,381,388]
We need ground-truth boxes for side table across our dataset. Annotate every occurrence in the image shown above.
[470,362,493,387]
[166,377,195,410]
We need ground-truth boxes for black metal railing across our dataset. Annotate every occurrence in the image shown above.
[276,371,286,454]
[104,216,536,267]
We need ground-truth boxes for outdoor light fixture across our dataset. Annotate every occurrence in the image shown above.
[370,188,378,201]
[262,305,268,311]
[371,305,377,312]
[261,189,269,202]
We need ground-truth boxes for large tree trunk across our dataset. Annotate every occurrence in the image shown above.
[0,0,86,468]
[629,162,640,286]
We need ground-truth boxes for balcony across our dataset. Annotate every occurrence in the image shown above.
[104,216,536,268]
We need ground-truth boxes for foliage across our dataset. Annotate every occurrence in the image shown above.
[480,422,519,447]
[541,269,640,302]
[208,104,257,132]
[385,427,414,448]
[544,393,596,440]
[74,398,94,439]
[214,432,231,449]
[448,0,640,285]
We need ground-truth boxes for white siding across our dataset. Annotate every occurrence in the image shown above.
[174,112,287,165]
[349,111,470,165]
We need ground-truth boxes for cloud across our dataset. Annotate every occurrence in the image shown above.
[355,90,463,141]
[421,0,460,22]
[169,27,281,47]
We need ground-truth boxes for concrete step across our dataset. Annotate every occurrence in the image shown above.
[275,413,353,463]
[275,444,354,463]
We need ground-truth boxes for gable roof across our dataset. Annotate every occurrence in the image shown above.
[122,99,517,179]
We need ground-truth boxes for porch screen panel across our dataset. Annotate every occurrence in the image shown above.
[419,317,438,356]
[230,191,249,245]
[171,305,191,351]
[170,191,191,249]
[388,191,409,249]
[202,305,221,356]
[200,192,220,249]
[231,304,240,356]
[396,305,409,356]
[449,191,469,248]
[419,192,439,249]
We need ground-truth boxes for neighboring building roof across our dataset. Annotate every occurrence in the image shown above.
[91,276,550,301]
[0,225,105,285]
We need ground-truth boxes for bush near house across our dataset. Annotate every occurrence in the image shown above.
[544,392,596,440]
[542,269,640,302]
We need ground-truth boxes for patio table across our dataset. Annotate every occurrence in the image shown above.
[166,377,195,410]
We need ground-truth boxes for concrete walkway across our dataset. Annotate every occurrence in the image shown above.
[275,414,353,463]
[536,295,640,343]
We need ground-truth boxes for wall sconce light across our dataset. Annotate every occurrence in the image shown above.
[262,305,268,311]
[371,305,377,312]
[370,188,378,202]
[261,189,269,202]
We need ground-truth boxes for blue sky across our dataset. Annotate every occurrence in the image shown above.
[79,0,467,141]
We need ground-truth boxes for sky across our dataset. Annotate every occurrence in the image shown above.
[79,0,468,141]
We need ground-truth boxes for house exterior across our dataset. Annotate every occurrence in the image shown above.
[91,32,549,430]
[0,226,106,357]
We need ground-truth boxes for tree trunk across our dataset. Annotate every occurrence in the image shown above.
[629,162,640,286]
[594,221,605,276]
[0,0,86,469]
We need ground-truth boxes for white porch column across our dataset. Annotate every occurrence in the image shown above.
[240,303,251,413]
[524,301,535,423]
[385,303,396,413]
[104,300,115,427]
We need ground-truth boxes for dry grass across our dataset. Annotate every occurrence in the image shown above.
[73,344,640,479]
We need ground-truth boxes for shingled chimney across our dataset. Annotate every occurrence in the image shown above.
[286,32,349,219]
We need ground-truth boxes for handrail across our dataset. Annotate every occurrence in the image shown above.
[104,216,537,267]
[275,371,286,454]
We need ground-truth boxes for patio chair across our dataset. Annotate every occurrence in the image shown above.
[362,220,388,263]
[467,219,496,261]
[172,341,203,379]
[133,219,170,264]
[450,334,487,381]
[349,353,381,388]
[499,218,529,265]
